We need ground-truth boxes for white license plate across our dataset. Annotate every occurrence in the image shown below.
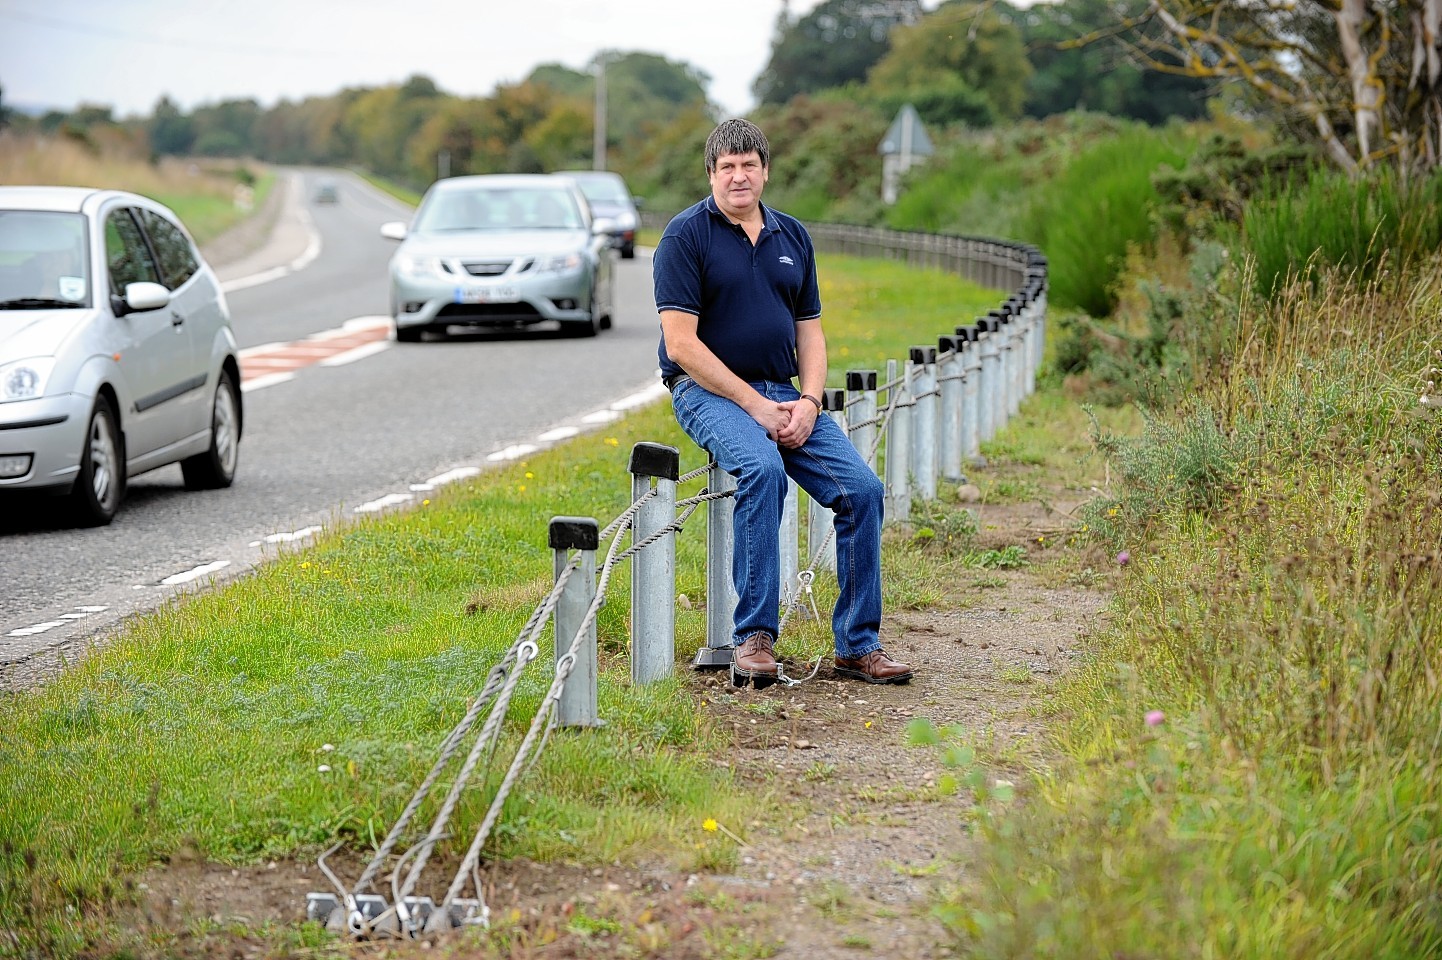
[457,285,517,304]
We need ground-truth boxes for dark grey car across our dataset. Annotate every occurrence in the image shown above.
[556,171,640,259]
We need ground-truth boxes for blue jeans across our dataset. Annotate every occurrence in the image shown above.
[671,378,885,658]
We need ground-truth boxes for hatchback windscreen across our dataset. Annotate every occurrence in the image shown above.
[415,189,584,232]
[0,211,90,310]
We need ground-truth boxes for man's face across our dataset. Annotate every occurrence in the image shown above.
[708,150,768,219]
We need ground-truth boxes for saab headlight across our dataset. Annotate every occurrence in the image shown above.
[536,253,583,274]
[395,254,441,278]
[0,357,56,403]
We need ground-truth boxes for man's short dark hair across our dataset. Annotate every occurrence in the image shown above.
[705,118,770,175]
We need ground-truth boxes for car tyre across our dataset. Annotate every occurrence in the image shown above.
[395,323,425,343]
[621,242,636,260]
[70,394,125,526]
[182,367,241,490]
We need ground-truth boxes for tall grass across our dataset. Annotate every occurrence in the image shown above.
[1243,164,1442,298]
[0,131,266,244]
[947,258,1442,958]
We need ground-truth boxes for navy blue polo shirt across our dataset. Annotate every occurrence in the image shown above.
[654,196,821,383]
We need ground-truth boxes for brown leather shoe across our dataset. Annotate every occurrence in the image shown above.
[834,649,913,684]
[733,632,778,678]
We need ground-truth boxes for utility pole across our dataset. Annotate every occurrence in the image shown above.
[593,54,607,171]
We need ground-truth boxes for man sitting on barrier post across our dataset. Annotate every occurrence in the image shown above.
[653,117,913,687]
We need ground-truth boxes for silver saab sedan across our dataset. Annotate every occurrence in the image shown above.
[380,174,616,341]
[0,187,242,526]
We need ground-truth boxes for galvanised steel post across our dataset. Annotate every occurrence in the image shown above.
[990,309,1015,427]
[957,324,983,465]
[1019,294,1038,397]
[780,479,799,605]
[1015,294,1038,397]
[629,443,679,686]
[1029,254,1049,375]
[937,335,964,483]
[696,463,738,669]
[1030,270,1048,377]
[846,370,879,474]
[910,346,938,502]
[551,516,600,727]
[978,318,1001,441]
[1002,305,1023,419]
[885,357,913,523]
[807,388,843,572]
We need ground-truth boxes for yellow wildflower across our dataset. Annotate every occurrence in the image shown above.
[702,818,719,832]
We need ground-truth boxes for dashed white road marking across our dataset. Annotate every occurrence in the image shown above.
[354,493,413,513]
[487,444,539,462]
[160,560,231,586]
[250,526,324,546]
[6,606,109,638]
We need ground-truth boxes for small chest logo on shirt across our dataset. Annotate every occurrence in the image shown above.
[778,255,795,266]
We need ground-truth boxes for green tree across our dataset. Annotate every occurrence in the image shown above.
[1123,0,1442,175]
[147,96,195,156]
[190,98,261,157]
[867,1,1032,124]
[755,0,926,105]
[1015,0,1211,123]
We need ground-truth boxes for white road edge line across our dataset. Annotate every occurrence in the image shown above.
[218,174,323,293]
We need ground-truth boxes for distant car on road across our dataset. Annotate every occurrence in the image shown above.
[312,179,340,204]
[0,186,243,525]
[380,174,617,341]
[555,170,640,259]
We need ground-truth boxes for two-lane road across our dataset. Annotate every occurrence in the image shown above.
[1,170,666,676]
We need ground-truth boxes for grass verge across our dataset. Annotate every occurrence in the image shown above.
[0,254,1012,956]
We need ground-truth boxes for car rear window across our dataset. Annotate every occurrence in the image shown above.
[138,209,199,289]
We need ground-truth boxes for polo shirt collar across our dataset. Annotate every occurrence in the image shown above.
[704,194,771,233]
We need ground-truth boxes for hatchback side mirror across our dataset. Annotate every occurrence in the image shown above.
[113,281,170,316]
[380,221,408,241]
[592,217,618,236]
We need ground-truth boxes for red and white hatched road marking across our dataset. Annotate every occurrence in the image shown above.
[239,316,392,391]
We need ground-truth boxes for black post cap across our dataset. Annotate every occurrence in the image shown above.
[822,387,846,411]
[910,345,937,364]
[628,442,680,481]
[955,324,977,340]
[549,516,599,551]
[846,369,878,391]
[938,334,960,353]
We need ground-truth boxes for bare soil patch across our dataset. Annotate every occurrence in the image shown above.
[128,495,1108,959]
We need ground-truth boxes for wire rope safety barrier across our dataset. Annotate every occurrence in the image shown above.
[306,225,1048,938]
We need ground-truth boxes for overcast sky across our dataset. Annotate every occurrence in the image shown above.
[0,0,896,120]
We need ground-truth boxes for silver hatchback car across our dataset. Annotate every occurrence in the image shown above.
[0,187,242,525]
[381,174,617,340]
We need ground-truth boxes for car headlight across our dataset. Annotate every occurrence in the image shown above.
[0,357,57,403]
[535,253,584,274]
[395,254,442,278]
